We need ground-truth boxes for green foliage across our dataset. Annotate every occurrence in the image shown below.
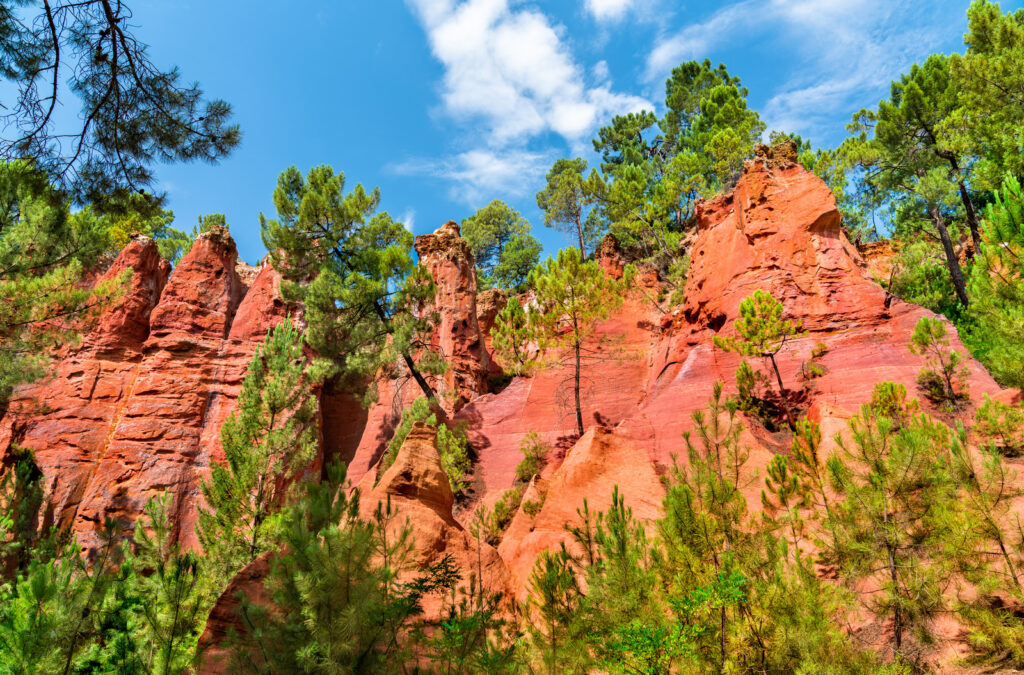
[416,581,515,674]
[477,486,524,546]
[0,446,44,573]
[535,158,606,256]
[491,296,532,376]
[844,50,982,309]
[0,160,128,412]
[260,164,442,404]
[380,397,472,495]
[908,316,969,408]
[522,498,544,518]
[0,521,122,674]
[514,432,548,484]
[869,381,919,429]
[233,462,459,672]
[974,396,1024,457]
[714,290,804,429]
[113,493,207,674]
[831,402,960,657]
[967,173,1024,388]
[198,319,325,584]
[945,0,1024,191]
[507,247,632,437]
[0,1,239,205]
[461,200,541,291]
[888,239,964,319]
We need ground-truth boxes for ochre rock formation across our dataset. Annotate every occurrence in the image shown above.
[1,152,1019,671]
[0,228,288,553]
[414,220,489,413]
[356,422,510,611]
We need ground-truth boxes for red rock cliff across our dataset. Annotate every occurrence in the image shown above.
[0,228,288,553]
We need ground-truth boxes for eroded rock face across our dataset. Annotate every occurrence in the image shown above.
[414,221,489,413]
[356,421,510,613]
[498,426,664,598]
[0,230,289,553]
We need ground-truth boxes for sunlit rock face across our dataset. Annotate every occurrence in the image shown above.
[0,228,289,554]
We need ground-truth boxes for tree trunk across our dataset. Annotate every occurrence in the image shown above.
[372,298,437,400]
[720,605,727,670]
[931,206,971,307]
[575,213,586,257]
[957,179,982,258]
[574,339,584,438]
[887,542,903,653]
[768,354,796,431]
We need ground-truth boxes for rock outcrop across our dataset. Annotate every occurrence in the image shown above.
[498,426,664,597]
[0,228,288,553]
[414,220,489,413]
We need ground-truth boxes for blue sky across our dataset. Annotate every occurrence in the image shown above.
[130,0,1020,265]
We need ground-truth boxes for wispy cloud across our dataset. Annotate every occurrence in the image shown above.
[408,0,649,145]
[391,148,552,206]
[646,0,964,143]
[400,209,416,233]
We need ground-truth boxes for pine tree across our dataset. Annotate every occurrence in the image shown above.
[845,52,982,308]
[494,248,631,437]
[536,159,606,256]
[461,200,541,291]
[491,296,533,376]
[233,461,457,673]
[967,173,1024,388]
[524,548,590,674]
[713,289,804,430]
[0,1,239,205]
[197,318,326,584]
[0,160,128,414]
[116,493,206,675]
[946,0,1024,191]
[908,316,969,408]
[829,395,959,658]
[260,164,442,403]
[0,520,121,674]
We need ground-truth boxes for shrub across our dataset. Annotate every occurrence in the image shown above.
[515,432,549,483]
[811,341,829,359]
[800,361,825,380]
[522,496,544,518]
[974,396,1024,457]
[734,359,782,430]
[908,316,969,409]
[869,381,918,430]
[479,486,524,545]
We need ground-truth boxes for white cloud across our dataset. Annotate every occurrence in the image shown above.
[391,148,552,205]
[585,0,636,22]
[645,0,962,142]
[402,0,650,203]
[407,0,649,145]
